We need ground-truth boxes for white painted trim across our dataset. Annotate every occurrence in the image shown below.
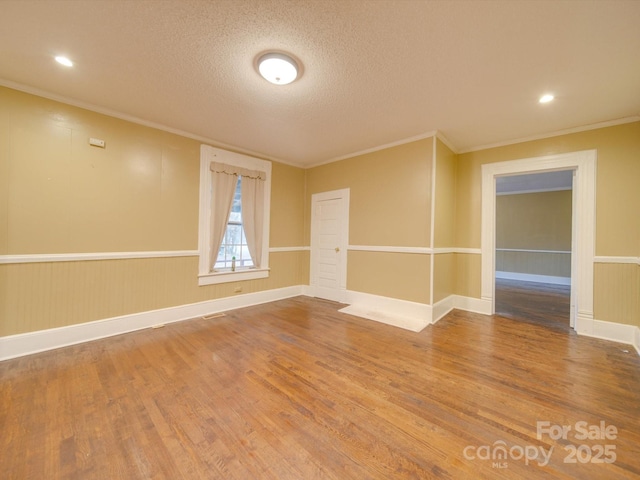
[309,131,438,168]
[310,189,350,303]
[339,290,431,332]
[460,116,640,154]
[346,246,481,255]
[576,318,639,350]
[496,186,572,196]
[337,292,492,332]
[435,131,459,155]
[347,245,431,254]
[0,79,299,167]
[0,247,317,265]
[496,248,571,254]
[450,247,482,255]
[269,246,310,253]
[197,145,272,284]
[0,286,307,361]
[593,256,640,265]
[453,295,493,315]
[432,295,455,324]
[481,150,596,332]
[496,271,571,286]
[198,268,270,286]
[0,250,199,264]
[4,287,636,361]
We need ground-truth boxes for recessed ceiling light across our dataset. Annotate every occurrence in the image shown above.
[539,94,554,104]
[257,52,299,85]
[55,56,73,67]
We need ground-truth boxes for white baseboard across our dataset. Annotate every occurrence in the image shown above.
[576,317,640,353]
[496,271,571,286]
[4,285,637,361]
[0,285,306,361]
[432,295,455,324]
[336,292,492,331]
[452,295,493,315]
[339,290,431,332]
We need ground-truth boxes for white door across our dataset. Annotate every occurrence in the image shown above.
[310,189,349,302]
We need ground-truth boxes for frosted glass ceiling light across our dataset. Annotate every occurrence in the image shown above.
[55,56,73,67]
[539,93,554,103]
[258,52,299,85]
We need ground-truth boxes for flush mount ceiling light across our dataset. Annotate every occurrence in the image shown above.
[55,56,73,67]
[257,52,299,85]
[539,93,554,104]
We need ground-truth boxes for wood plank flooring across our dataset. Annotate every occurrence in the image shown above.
[495,278,571,331]
[1,296,639,479]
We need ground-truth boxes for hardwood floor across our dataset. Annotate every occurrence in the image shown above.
[1,296,639,479]
[495,278,571,331]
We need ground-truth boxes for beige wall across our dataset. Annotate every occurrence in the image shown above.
[496,190,572,277]
[0,87,307,336]
[496,190,572,251]
[306,139,433,302]
[0,253,305,336]
[347,251,430,304]
[456,121,640,326]
[2,86,638,336]
[457,122,640,256]
[432,139,457,302]
[434,139,457,248]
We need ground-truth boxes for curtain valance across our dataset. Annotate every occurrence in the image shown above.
[210,162,266,181]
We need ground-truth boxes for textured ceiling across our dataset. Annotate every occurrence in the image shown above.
[0,0,639,167]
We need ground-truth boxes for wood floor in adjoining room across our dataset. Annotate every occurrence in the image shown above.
[1,297,639,479]
[495,278,571,331]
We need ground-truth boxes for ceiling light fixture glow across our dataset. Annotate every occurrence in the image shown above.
[55,56,73,67]
[257,52,299,85]
[539,93,554,104]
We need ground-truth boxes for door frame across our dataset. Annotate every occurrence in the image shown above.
[310,188,350,302]
[481,150,596,331]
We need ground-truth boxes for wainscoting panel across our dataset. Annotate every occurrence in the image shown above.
[0,250,307,337]
[496,249,571,277]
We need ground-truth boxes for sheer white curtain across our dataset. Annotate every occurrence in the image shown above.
[241,174,265,268]
[209,163,239,271]
[209,162,266,270]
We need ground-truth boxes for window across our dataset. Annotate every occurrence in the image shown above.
[214,176,254,270]
[198,145,271,286]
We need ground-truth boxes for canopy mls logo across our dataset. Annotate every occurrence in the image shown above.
[463,441,553,469]
[463,420,618,469]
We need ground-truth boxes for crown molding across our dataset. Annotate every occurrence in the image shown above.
[459,116,640,154]
[0,79,305,168]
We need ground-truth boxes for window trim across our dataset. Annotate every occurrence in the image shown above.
[197,145,271,286]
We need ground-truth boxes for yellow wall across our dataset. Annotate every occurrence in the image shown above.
[0,87,307,336]
[457,121,640,327]
[496,190,572,251]
[2,86,638,336]
[306,139,433,303]
[457,122,640,255]
[433,138,458,303]
[496,190,572,277]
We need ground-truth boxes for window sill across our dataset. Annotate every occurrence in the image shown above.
[198,268,269,286]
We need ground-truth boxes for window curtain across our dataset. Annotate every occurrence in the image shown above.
[241,174,265,268]
[209,162,266,270]
[209,163,239,271]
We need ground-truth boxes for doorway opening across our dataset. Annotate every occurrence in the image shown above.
[480,150,597,334]
[493,170,574,331]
